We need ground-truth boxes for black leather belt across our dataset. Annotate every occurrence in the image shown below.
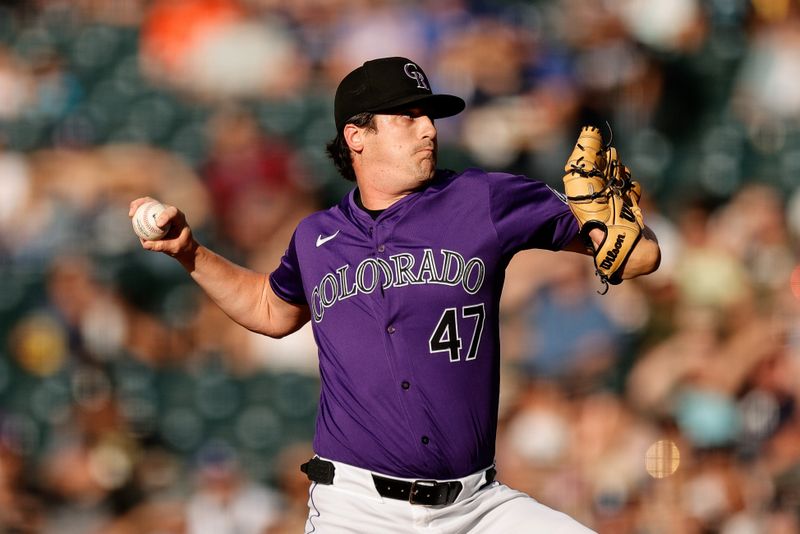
[373,467,496,505]
[301,457,496,506]
[372,474,463,505]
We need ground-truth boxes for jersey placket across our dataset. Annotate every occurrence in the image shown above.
[372,217,438,465]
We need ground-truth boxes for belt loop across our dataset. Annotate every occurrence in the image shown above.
[479,467,497,490]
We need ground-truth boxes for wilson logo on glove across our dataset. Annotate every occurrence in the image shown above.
[600,234,626,271]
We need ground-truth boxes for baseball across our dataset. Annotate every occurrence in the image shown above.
[132,200,170,241]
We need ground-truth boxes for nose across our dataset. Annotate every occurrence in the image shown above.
[417,114,437,140]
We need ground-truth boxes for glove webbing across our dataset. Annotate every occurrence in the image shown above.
[565,150,632,202]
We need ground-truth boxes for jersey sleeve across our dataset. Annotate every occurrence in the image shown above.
[269,230,308,305]
[486,172,579,256]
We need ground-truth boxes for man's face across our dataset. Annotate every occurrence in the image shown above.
[361,107,438,190]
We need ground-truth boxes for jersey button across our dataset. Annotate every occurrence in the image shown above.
[387,325,396,334]
[421,436,430,445]
[401,381,410,390]
[377,244,385,253]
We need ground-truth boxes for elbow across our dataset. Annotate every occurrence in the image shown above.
[266,329,290,340]
[252,309,310,340]
[638,226,661,276]
[649,246,662,275]
[246,323,291,339]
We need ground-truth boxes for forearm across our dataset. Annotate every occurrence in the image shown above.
[128,197,309,337]
[620,225,660,279]
[180,245,274,334]
[579,226,661,280]
[180,245,309,337]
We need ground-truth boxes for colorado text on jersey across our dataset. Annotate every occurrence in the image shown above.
[311,248,486,322]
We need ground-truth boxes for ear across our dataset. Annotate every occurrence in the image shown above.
[343,123,365,154]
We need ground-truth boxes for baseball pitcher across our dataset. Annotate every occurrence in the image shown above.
[131,56,660,533]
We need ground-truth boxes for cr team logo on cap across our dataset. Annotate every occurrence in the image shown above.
[404,63,429,90]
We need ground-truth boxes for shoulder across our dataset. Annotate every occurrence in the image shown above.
[436,168,547,186]
[434,168,561,197]
[292,203,347,243]
[435,167,492,183]
[427,169,569,210]
[429,167,496,192]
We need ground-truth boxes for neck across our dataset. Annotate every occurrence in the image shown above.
[356,188,410,210]
[354,169,434,210]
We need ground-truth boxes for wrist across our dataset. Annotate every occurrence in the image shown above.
[587,228,604,251]
[176,240,201,272]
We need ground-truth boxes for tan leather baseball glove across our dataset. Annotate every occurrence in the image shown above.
[562,126,644,291]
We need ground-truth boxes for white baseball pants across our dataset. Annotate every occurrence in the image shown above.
[303,458,596,534]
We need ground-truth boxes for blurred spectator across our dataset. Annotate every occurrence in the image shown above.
[140,0,310,100]
[200,105,316,264]
[617,0,706,53]
[0,442,43,532]
[0,44,31,119]
[788,186,800,241]
[733,6,800,123]
[0,144,32,254]
[27,48,82,121]
[264,441,315,534]
[324,0,433,85]
[37,373,145,534]
[517,253,627,391]
[186,441,282,534]
[671,198,752,311]
[713,183,795,294]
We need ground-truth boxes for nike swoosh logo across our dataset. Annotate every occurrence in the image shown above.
[316,230,340,247]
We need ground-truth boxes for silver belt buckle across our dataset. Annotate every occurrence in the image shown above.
[409,479,437,504]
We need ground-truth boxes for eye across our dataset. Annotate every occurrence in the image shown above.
[398,108,422,119]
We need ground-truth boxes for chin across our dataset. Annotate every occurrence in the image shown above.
[416,169,436,185]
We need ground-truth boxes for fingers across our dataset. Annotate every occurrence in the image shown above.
[128,196,156,217]
[155,204,180,230]
[129,198,189,246]
[565,125,605,173]
[628,181,645,228]
[629,180,642,201]
[138,223,192,254]
[129,198,182,229]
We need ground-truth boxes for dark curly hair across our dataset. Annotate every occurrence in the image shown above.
[325,112,376,182]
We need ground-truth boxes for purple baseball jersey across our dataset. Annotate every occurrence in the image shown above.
[270,168,578,479]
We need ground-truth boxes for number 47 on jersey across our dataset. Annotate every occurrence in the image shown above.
[428,304,485,362]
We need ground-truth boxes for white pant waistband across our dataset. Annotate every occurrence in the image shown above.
[315,457,496,505]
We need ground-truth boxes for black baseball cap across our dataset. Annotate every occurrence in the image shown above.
[334,57,465,132]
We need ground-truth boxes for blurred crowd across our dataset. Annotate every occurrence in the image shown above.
[0,0,799,533]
